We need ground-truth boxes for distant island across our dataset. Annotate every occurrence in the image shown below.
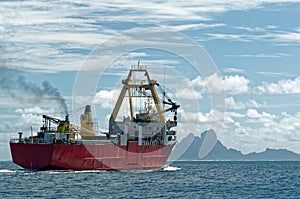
[171,129,300,161]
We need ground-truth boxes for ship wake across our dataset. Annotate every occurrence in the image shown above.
[161,165,181,172]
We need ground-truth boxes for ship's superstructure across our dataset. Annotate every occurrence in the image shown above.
[10,66,179,170]
[109,66,179,147]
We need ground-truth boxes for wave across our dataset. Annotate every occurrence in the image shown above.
[161,165,181,171]
[0,169,17,173]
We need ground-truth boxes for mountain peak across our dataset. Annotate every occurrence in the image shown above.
[200,129,216,139]
[175,130,300,161]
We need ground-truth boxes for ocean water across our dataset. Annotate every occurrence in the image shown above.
[1,161,300,198]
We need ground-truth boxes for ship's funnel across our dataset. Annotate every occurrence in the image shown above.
[80,105,95,136]
[84,105,92,114]
[65,114,69,122]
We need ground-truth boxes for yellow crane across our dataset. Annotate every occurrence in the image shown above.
[109,65,179,135]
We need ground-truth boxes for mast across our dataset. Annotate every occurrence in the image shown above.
[109,65,165,122]
[109,64,179,135]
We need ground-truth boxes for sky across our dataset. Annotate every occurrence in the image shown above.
[1,0,300,160]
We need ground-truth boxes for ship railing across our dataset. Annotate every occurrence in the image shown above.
[81,139,113,145]
[45,127,57,132]
[10,138,21,143]
[131,65,147,70]
[10,137,45,144]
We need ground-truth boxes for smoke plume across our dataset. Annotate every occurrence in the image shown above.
[0,68,68,114]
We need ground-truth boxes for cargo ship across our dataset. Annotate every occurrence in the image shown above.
[10,66,180,170]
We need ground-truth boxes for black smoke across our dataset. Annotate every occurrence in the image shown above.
[0,67,68,114]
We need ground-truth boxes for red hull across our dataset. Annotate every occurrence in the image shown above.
[10,141,174,170]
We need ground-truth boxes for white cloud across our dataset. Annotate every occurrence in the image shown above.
[203,73,223,94]
[257,76,300,94]
[256,71,293,78]
[220,109,300,154]
[226,96,245,109]
[94,89,121,109]
[206,25,300,43]
[223,67,245,73]
[206,33,252,42]
[235,26,265,32]
[223,75,249,95]
[181,108,225,126]
[163,23,225,31]
[247,99,265,108]
[2,0,299,73]
[176,87,203,100]
[226,96,266,110]
[266,31,300,43]
[246,108,275,119]
[189,76,207,88]
[225,53,291,58]
[246,109,261,118]
[226,111,245,118]
[177,108,225,140]
[14,106,57,126]
[180,109,210,123]
[187,73,249,95]
[15,106,55,115]
[266,25,278,29]
[18,113,41,125]
[175,76,206,100]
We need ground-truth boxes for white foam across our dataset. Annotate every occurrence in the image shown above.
[45,170,102,174]
[74,170,106,173]
[0,169,16,173]
[162,165,181,171]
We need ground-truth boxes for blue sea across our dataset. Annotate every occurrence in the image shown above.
[1,161,300,198]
